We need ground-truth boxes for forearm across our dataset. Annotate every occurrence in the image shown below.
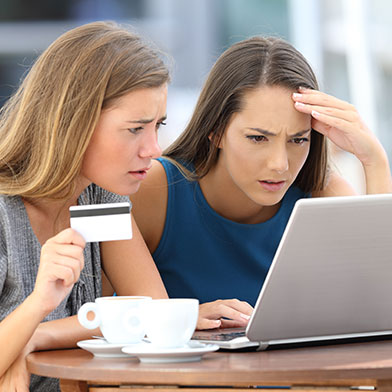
[101,219,168,299]
[31,315,100,352]
[362,150,392,194]
[0,295,46,377]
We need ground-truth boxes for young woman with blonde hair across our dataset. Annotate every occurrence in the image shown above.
[131,36,391,328]
[0,21,173,391]
[0,22,261,391]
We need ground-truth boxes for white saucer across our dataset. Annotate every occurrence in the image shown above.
[77,339,131,358]
[121,340,219,363]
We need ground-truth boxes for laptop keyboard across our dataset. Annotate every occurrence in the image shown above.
[193,330,246,342]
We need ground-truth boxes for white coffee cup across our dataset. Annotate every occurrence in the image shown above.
[78,296,151,344]
[144,298,199,348]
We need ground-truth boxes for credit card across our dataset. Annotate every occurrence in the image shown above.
[70,202,132,242]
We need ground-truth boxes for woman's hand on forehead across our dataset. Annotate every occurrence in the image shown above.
[292,87,383,166]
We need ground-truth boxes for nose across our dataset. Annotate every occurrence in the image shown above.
[266,143,289,173]
[139,129,162,159]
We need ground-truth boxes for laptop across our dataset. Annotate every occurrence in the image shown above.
[193,194,392,350]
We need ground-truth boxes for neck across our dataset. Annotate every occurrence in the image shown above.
[198,164,280,224]
[22,177,90,244]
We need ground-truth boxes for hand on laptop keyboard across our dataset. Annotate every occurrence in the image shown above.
[197,299,253,330]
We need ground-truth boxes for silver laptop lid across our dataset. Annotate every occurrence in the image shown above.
[247,194,392,343]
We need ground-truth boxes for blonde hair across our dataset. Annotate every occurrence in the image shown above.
[0,21,169,199]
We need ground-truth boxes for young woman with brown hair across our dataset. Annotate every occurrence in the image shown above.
[131,36,391,329]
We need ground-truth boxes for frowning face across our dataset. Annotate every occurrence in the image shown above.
[216,85,311,207]
[81,85,167,195]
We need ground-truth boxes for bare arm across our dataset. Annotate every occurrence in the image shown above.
[30,315,99,351]
[130,159,253,330]
[0,295,47,377]
[0,228,85,382]
[1,187,167,390]
[0,218,167,388]
[2,186,168,377]
[130,159,168,253]
[100,213,168,298]
[0,313,100,391]
[313,171,358,197]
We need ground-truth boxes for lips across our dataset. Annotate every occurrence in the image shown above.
[258,180,286,192]
[128,166,151,180]
[129,165,151,174]
[129,169,147,174]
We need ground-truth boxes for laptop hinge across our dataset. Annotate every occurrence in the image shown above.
[256,342,269,351]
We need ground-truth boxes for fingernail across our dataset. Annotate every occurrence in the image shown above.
[292,93,302,99]
[240,313,251,320]
[295,101,305,107]
[311,110,320,117]
[298,86,308,91]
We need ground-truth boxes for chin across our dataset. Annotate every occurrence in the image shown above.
[103,182,141,196]
[254,191,286,207]
[127,182,142,195]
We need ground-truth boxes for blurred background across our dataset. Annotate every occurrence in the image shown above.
[0,0,391,193]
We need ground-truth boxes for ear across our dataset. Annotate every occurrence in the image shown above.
[208,132,223,149]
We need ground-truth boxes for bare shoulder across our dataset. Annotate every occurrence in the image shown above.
[130,159,168,252]
[313,171,358,197]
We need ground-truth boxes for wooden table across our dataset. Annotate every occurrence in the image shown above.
[27,340,392,392]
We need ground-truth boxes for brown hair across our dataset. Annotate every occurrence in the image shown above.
[165,36,327,193]
[0,21,170,199]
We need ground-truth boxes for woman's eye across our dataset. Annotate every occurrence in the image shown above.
[291,137,309,145]
[156,121,167,130]
[128,127,143,134]
[246,135,267,143]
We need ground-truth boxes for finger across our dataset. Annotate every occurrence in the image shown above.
[210,303,251,323]
[311,110,353,133]
[54,256,84,284]
[296,87,353,106]
[41,239,85,274]
[46,264,76,287]
[220,299,253,315]
[47,228,86,248]
[199,299,253,321]
[42,242,84,261]
[294,102,359,124]
[310,118,332,137]
[196,318,221,331]
[293,90,355,112]
[57,264,79,287]
[208,299,253,320]
[42,257,82,286]
[220,318,248,329]
[42,243,84,271]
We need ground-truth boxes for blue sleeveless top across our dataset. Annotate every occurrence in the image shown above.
[153,157,309,306]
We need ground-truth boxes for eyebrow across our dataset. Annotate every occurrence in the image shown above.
[247,128,311,138]
[126,115,167,124]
